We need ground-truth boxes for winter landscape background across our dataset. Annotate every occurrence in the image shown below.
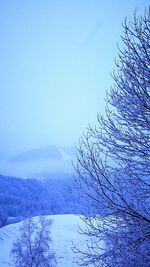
[0,1,149,267]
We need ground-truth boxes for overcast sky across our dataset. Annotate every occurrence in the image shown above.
[0,0,148,156]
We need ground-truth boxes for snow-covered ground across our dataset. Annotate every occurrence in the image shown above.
[0,214,88,267]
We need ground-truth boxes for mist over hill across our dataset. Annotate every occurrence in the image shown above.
[9,146,63,162]
[0,146,76,179]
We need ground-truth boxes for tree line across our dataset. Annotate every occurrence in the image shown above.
[0,174,80,227]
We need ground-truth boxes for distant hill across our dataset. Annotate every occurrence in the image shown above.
[9,146,76,162]
[0,146,76,178]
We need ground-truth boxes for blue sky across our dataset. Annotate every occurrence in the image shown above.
[0,0,148,156]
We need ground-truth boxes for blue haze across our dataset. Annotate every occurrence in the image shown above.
[0,0,148,177]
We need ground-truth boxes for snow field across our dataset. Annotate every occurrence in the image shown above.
[0,214,87,267]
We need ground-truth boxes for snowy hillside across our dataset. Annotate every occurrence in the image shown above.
[0,214,88,267]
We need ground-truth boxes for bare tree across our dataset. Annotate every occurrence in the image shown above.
[11,216,56,267]
[75,8,150,267]
[0,206,7,227]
